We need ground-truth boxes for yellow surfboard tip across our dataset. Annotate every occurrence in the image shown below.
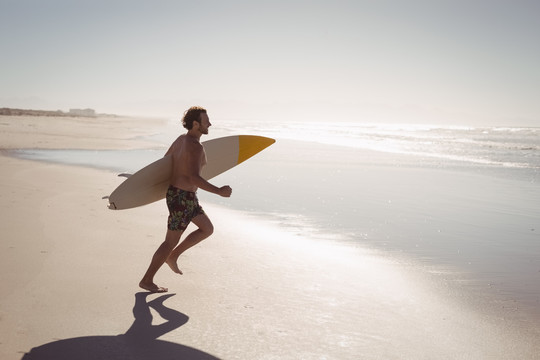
[238,135,276,164]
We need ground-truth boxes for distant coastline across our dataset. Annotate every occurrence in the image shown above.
[0,107,116,118]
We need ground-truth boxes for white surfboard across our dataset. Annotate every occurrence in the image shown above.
[106,135,275,210]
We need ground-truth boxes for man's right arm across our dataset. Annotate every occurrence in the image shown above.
[187,143,232,197]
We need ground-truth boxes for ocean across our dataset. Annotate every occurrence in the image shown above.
[10,120,540,320]
[15,120,539,178]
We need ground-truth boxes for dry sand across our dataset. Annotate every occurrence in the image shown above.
[1,115,539,359]
[0,115,165,150]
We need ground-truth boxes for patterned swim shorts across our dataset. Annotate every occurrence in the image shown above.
[166,185,205,231]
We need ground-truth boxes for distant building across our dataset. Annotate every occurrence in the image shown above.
[69,108,96,117]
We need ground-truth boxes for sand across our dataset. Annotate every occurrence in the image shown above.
[0,115,165,150]
[1,115,539,359]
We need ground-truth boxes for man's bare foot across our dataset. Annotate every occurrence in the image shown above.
[139,280,168,293]
[165,257,183,275]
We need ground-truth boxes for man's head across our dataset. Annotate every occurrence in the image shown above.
[182,106,208,130]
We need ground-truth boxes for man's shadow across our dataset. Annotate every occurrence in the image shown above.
[22,292,220,360]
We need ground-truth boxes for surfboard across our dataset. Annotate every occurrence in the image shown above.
[106,135,275,210]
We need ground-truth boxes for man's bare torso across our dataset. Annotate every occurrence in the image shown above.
[167,134,207,192]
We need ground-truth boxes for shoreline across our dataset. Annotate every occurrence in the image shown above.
[6,146,539,324]
[1,115,539,359]
[1,154,539,359]
[2,116,539,320]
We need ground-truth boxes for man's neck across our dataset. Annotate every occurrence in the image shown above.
[187,129,202,141]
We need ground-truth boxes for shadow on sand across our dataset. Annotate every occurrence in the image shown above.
[22,292,220,360]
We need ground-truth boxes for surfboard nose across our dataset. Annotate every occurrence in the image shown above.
[238,136,276,164]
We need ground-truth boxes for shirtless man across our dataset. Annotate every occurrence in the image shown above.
[139,106,232,293]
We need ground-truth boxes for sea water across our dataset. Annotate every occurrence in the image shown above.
[10,121,540,317]
[13,120,539,176]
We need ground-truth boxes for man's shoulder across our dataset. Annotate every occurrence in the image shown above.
[171,134,185,146]
[184,137,203,153]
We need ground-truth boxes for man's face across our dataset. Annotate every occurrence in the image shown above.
[198,113,211,135]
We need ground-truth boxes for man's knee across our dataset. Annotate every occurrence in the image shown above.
[202,222,214,236]
[193,214,213,237]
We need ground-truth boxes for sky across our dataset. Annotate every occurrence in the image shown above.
[1,0,539,126]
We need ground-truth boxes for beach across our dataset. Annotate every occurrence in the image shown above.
[1,115,540,359]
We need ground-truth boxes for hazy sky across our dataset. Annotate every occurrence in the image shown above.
[1,0,539,125]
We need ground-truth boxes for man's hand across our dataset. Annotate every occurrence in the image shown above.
[218,185,232,198]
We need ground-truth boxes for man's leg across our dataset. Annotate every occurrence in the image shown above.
[166,213,214,274]
[139,229,183,292]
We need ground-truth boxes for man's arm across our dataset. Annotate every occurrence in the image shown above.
[187,143,232,197]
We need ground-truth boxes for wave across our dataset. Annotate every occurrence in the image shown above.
[226,121,540,170]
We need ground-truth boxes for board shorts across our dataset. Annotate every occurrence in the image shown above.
[166,185,205,231]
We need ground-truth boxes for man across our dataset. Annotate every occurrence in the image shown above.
[139,106,232,293]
